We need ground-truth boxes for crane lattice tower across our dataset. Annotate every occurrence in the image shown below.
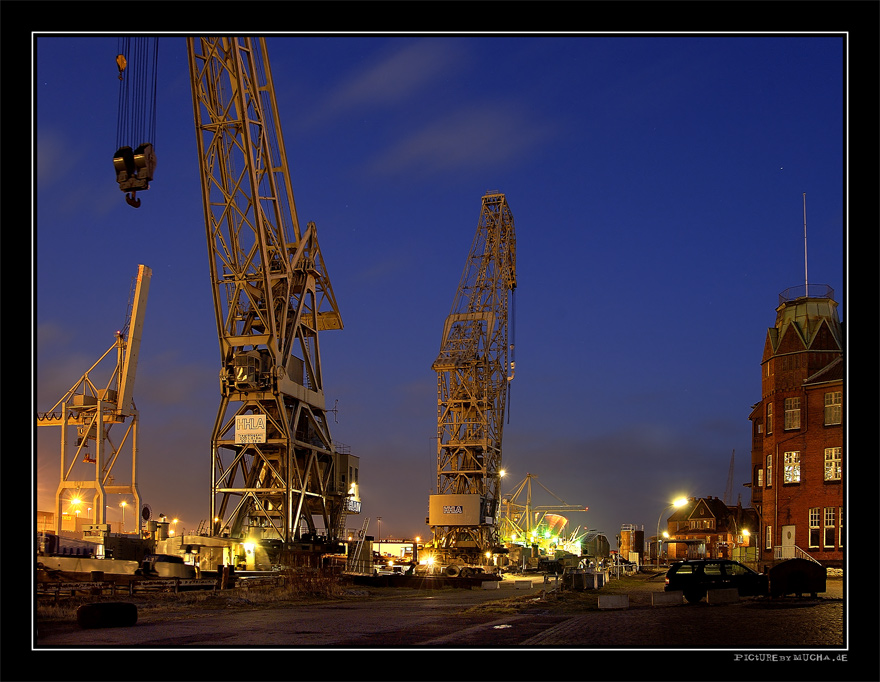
[187,37,356,547]
[430,191,516,564]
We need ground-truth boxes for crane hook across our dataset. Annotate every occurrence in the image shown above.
[125,191,141,208]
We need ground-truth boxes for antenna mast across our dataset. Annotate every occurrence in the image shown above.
[803,192,808,292]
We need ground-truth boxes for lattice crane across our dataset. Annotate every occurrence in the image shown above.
[37,264,151,541]
[186,37,358,548]
[428,191,516,566]
[498,473,588,544]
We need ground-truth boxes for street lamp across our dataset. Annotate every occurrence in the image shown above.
[120,501,127,533]
[657,498,688,567]
[377,517,382,558]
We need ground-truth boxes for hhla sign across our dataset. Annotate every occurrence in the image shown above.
[235,414,267,444]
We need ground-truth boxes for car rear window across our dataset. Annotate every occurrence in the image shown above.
[725,563,750,576]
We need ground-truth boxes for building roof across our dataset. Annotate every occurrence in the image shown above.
[804,355,843,385]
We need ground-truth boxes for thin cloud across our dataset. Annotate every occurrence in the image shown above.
[366,103,554,178]
[303,40,468,127]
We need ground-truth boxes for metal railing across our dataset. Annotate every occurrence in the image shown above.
[778,284,834,305]
[773,545,822,564]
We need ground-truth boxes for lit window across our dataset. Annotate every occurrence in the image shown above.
[783,451,800,483]
[824,447,842,481]
[766,454,773,487]
[824,391,842,425]
[766,403,773,435]
[784,397,801,430]
[765,525,772,550]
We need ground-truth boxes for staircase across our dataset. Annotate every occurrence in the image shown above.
[774,545,822,564]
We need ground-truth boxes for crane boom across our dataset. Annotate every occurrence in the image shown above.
[428,191,516,565]
[117,264,151,417]
[187,37,356,548]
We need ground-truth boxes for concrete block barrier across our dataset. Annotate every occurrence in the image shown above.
[707,588,739,604]
[598,594,629,610]
[652,591,684,606]
[481,581,500,590]
[515,580,533,590]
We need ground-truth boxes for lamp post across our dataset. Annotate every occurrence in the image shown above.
[120,501,127,533]
[657,498,688,567]
[377,517,382,558]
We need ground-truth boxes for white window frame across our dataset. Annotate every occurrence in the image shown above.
[766,454,773,487]
[824,447,842,481]
[809,508,821,548]
[783,450,800,484]
[824,391,842,425]
[824,507,836,549]
[784,397,801,430]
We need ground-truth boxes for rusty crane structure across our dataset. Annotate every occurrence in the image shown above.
[186,37,358,551]
[428,191,516,567]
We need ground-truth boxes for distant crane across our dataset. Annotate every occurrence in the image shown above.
[37,264,152,542]
[428,191,516,567]
[186,37,358,549]
[724,449,735,505]
[498,473,588,545]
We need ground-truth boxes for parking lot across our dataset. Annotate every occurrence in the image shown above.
[35,571,845,651]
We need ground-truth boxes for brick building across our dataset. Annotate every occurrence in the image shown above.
[658,497,760,563]
[747,285,844,568]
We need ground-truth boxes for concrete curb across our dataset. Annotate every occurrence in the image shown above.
[652,590,684,606]
[598,594,629,610]
[707,587,739,604]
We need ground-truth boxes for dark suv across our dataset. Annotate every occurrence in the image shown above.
[665,559,768,603]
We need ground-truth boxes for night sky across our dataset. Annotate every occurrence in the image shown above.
[35,32,846,547]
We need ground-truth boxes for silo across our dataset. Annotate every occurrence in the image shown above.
[619,524,645,564]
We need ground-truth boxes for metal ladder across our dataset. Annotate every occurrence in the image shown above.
[350,517,371,573]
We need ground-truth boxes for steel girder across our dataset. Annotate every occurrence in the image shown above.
[188,37,346,544]
[431,192,516,560]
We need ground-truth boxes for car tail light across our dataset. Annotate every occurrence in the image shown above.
[665,577,669,585]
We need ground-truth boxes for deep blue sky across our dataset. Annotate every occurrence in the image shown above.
[35,33,845,547]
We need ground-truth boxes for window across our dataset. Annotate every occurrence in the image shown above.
[809,508,821,548]
[766,403,773,435]
[839,507,843,548]
[756,467,764,488]
[765,525,772,550]
[784,397,801,430]
[824,507,835,548]
[783,451,800,483]
[766,454,773,487]
[824,447,842,481]
[824,391,842,425]
[703,563,722,576]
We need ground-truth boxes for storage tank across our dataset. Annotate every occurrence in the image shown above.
[619,524,644,564]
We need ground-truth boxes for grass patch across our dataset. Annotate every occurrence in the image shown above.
[37,570,353,623]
